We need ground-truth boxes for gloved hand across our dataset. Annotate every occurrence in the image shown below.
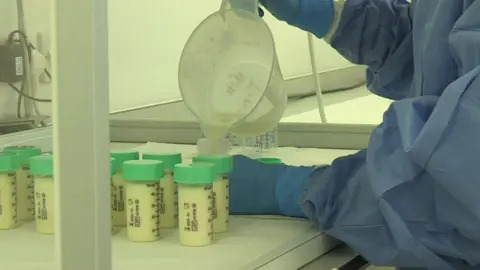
[229,155,318,217]
[228,0,265,16]
[259,0,335,38]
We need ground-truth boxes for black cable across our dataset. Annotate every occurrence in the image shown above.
[8,30,29,118]
[8,82,51,102]
[334,255,369,270]
[6,30,52,119]
[17,83,23,118]
[22,38,51,81]
[44,68,51,80]
[287,81,367,101]
[17,81,23,119]
[7,30,27,42]
[7,30,32,62]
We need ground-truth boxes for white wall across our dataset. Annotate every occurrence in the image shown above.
[0,0,353,117]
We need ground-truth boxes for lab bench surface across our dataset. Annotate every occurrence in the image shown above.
[0,216,339,270]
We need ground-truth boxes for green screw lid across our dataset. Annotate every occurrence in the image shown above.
[110,150,139,166]
[3,145,42,165]
[0,152,20,172]
[122,160,164,182]
[192,155,232,174]
[30,155,54,176]
[174,163,215,185]
[110,158,118,176]
[256,157,283,164]
[142,152,182,170]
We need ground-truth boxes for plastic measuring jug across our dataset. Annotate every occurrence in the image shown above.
[178,0,287,139]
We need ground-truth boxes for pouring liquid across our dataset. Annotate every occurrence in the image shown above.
[200,113,243,154]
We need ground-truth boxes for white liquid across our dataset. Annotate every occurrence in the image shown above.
[34,176,54,234]
[0,173,18,229]
[213,175,229,233]
[111,171,127,226]
[126,182,160,242]
[210,45,271,122]
[16,166,35,221]
[178,184,213,246]
[159,170,178,229]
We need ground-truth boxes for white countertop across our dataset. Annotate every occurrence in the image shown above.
[0,216,329,270]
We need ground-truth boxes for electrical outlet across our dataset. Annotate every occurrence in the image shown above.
[36,32,49,55]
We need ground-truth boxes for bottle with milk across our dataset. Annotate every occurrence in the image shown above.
[3,146,42,221]
[192,155,232,233]
[142,152,182,229]
[30,155,55,234]
[123,160,164,242]
[0,153,20,230]
[174,163,215,247]
[110,150,139,226]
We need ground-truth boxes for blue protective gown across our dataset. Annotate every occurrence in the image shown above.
[274,0,480,269]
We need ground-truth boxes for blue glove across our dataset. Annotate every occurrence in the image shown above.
[229,155,318,217]
[259,0,335,38]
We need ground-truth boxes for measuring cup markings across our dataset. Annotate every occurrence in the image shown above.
[179,8,287,136]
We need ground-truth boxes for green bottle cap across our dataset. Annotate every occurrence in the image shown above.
[0,152,20,172]
[192,155,232,174]
[256,157,283,164]
[30,155,54,176]
[110,158,118,176]
[3,145,42,165]
[174,163,215,185]
[142,152,182,170]
[122,160,164,182]
[110,150,139,168]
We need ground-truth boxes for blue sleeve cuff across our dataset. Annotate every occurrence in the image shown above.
[274,165,319,218]
[297,0,335,38]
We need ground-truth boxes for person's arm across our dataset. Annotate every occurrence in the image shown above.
[275,66,480,269]
[260,0,415,99]
[328,0,415,100]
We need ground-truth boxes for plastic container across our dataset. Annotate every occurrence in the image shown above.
[110,150,139,226]
[0,153,20,230]
[192,155,232,233]
[174,163,215,246]
[178,0,287,139]
[3,145,42,221]
[197,138,230,155]
[30,154,54,234]
[142,152,182,229]
[225,132,245,149]
[123,160,163,242]
[110,158,118,235]
[246,125,278,154]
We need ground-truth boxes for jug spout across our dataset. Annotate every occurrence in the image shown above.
[200,123,230,141]
[222,0,260,15]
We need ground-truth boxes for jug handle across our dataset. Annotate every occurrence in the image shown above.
[220,0,260,16]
